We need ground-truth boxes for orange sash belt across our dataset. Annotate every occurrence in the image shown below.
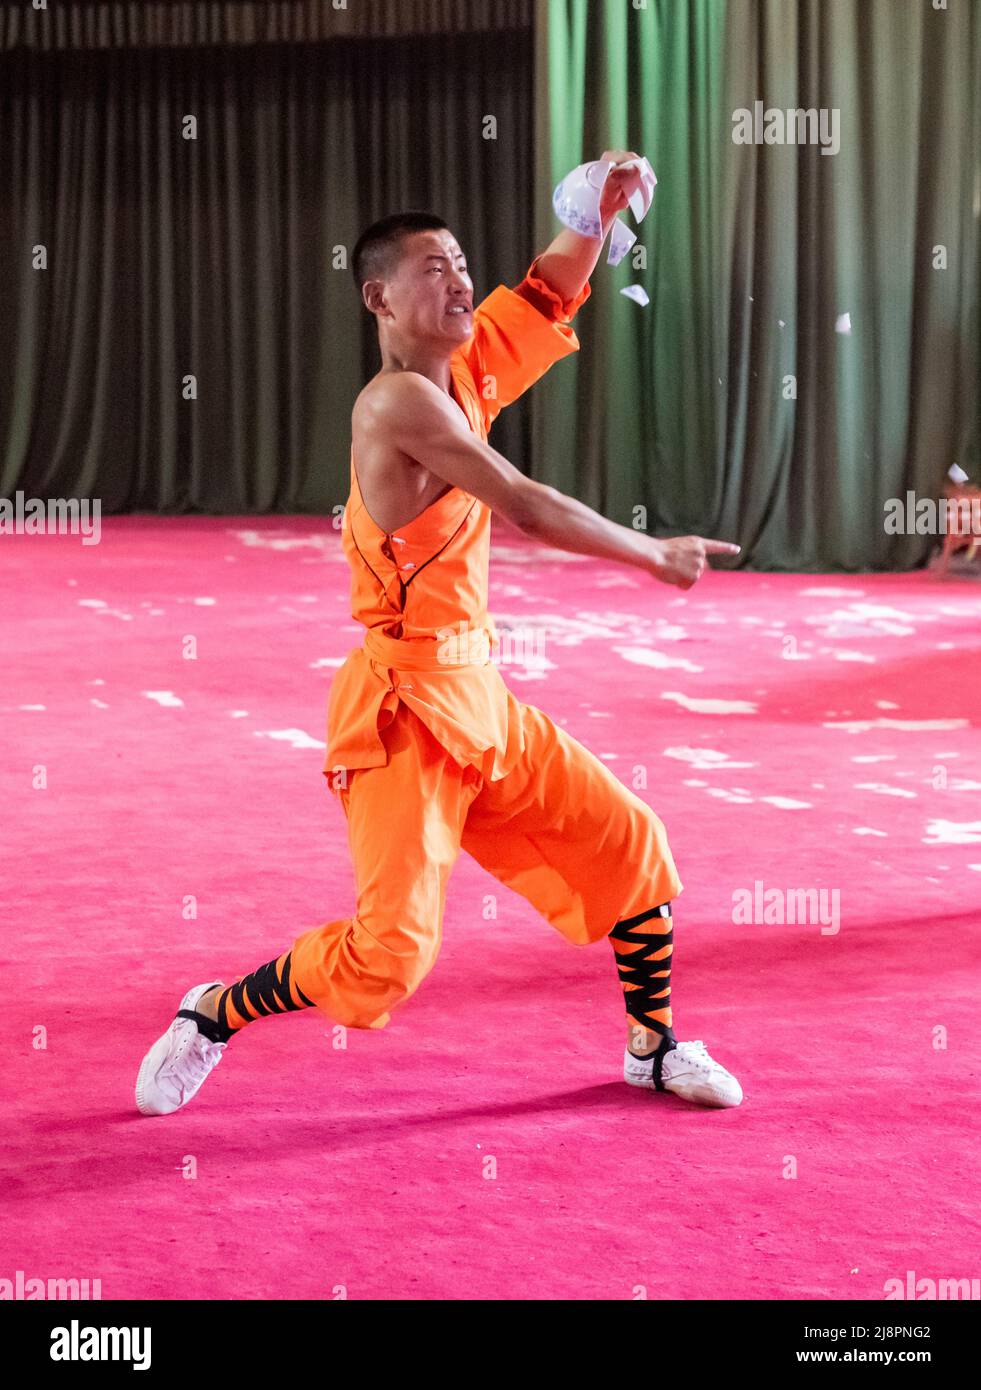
[363,623,496,672]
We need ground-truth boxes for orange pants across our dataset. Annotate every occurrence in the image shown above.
[291,700,683,1029]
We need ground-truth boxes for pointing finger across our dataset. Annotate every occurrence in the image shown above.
[700,539,742,556]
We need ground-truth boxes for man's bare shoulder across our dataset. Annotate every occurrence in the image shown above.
[354,374,464,482]
[351,373,460,529]
[355,370,454,428]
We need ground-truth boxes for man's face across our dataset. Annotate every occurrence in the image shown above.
[368,229,474,347]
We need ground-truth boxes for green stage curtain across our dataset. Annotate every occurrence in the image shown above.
[537,0,981,569]
[0,7,535,511]
[1,0,979,569]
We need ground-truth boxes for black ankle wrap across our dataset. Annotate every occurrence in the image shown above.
[177,1009,230,1045]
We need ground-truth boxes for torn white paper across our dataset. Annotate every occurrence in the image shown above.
[552,156,657,243]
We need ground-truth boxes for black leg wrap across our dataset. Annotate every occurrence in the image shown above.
[220,951,314,1037]
[237,954,313,1016]
[216,989,233,1042]
[610,902,676,1046]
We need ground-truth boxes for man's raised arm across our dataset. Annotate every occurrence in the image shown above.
[524,148,645,310]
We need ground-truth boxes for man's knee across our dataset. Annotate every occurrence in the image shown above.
[615,789,673,857]
[292,912,442,1028]
[356,912,442,998]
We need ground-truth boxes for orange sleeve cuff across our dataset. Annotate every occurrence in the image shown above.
[514,255,592,325]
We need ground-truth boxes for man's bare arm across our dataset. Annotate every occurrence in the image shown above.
[369,373,542,531]
[516,483,739,588]
[372,374,739,590]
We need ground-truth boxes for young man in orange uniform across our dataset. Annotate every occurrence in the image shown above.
[136,150,743,1116]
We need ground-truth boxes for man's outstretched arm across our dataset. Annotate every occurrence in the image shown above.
[369,372,740,591]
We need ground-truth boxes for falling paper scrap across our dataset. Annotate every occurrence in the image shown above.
[621,285,650,307]
[835,312,852,334]
[607,217,637,267]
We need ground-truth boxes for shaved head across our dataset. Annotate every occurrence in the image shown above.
[352,211,451,298]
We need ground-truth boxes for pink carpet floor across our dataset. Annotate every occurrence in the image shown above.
[2,515,979,1301]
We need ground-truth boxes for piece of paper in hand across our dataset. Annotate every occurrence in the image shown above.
[620,157,658,222]
[552,156,658,243]
[607,219,637,267]
[620,284,650,307]
[948,464,969,484]
[835,312,852,335]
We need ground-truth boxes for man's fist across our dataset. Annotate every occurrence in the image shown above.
[598,149,643,226]
[650,535,741,590]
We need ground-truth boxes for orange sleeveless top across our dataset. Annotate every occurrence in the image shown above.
[323,257,591,793]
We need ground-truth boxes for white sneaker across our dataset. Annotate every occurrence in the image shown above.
[624,1039,743,1108]
[135,982,227,1116]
